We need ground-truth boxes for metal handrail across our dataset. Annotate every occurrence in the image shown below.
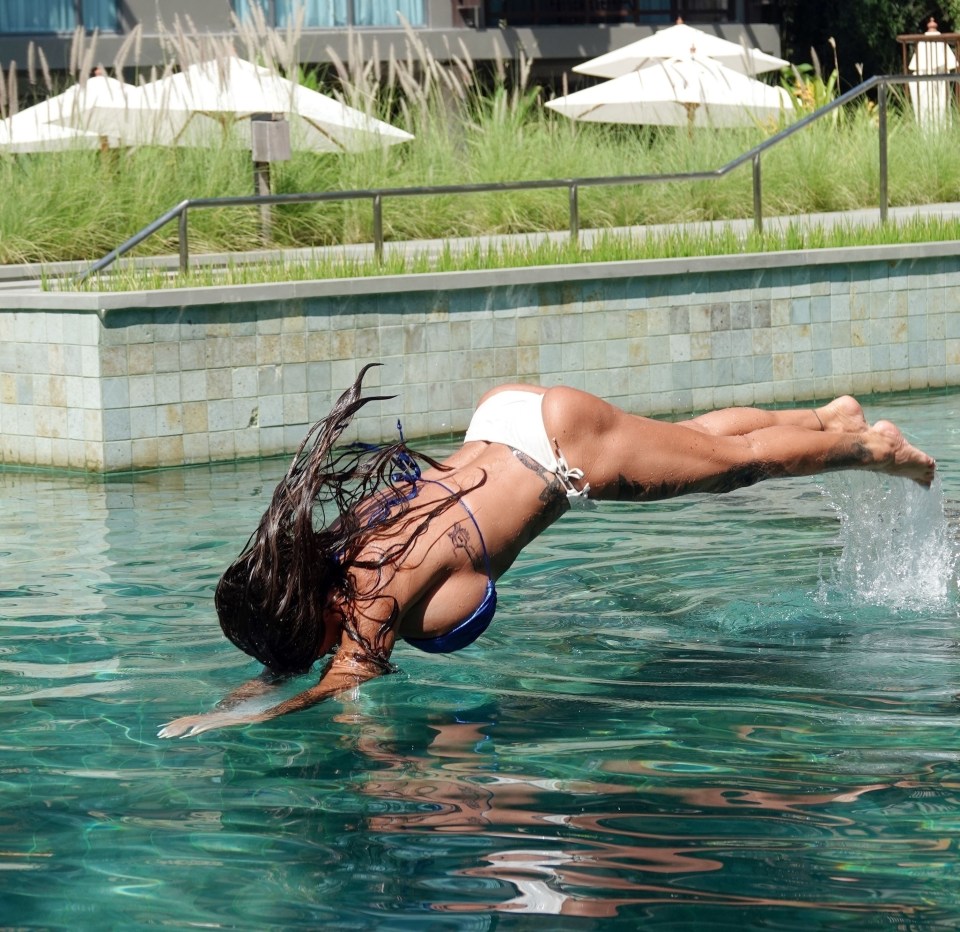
[77,72,960,284]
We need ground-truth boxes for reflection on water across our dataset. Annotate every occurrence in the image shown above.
[338,702,955,925]
[3,393,960,929]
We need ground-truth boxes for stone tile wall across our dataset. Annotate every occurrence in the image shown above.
[0,310,104,470]
[1,247,958,472]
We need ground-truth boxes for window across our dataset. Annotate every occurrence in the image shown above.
[496,0,732,26]
[0,0,118,34]
[234,0,426,29]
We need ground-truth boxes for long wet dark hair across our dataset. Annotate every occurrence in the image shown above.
[215,364,459,676]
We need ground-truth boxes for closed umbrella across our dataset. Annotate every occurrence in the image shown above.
[574,20,789,79]
[547,55,793,129]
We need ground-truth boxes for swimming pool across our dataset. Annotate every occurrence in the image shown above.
[3,391,959,929]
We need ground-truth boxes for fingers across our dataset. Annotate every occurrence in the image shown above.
[157,710,257,738]
[157,721,191,739]
[157,716,209,739]
[157,725,204,739]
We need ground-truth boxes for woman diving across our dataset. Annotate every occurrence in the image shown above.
[159,364,935,738]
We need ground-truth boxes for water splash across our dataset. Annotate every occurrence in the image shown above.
[817,473,958,611]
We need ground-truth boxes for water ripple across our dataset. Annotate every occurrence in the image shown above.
[3,395,960,926]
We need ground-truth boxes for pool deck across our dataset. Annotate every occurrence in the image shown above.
[1,204,959,472]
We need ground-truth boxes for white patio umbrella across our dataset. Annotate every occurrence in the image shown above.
[574,20,789,79]
[0,108,101,153]
[54,56,413,152]
[0,74,127,152]
[547,55,793,129]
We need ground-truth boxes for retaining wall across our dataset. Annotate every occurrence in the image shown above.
[1,243,958,471]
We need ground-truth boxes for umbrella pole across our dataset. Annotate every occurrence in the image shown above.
[98,135,120,174]
[250,115,292,246]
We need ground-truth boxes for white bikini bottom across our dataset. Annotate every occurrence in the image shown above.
[464,390,590,501]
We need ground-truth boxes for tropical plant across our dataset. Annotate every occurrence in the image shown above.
[780,1,960,88]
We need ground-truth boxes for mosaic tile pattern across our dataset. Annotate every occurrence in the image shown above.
[1,253,957,471]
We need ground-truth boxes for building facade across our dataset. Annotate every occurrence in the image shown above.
[0,1,783,82]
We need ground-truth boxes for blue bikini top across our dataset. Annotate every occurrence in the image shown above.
[401,482,498,655]
[379,426,497,654]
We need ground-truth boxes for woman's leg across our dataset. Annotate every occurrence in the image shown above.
[542,388,936,502]
[677,396,869,437]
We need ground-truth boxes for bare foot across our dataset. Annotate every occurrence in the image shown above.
[871,420,936,486]
[817,395,870,434]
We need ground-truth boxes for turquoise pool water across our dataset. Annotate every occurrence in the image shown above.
[3,391,960,930]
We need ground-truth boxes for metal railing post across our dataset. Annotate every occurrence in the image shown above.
[878,81,889,223]
[178,207,189,273]
[372,194,383,263]
[569,183,579,243]
[752,153,763,235]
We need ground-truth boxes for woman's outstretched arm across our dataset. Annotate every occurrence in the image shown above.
[157,647,390,738]
[211,669,288,710]
[160,540,431,739]
[158,589,401,739]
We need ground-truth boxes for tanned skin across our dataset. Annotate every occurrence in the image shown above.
[159,386,935,738]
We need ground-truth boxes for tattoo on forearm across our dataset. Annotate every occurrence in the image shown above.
[513,449,567,512]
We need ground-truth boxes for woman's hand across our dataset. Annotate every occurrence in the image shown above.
[159,636,392,738]
[158,708,267,739]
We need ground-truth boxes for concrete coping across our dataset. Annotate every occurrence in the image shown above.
[2,237,960,315]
